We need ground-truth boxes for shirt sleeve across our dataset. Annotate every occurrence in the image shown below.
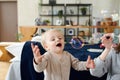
[90,49,113,77]
[90,57,107,77]
[70,53,87,71]
[33,52,48,73]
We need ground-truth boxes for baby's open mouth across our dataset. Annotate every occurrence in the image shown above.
[56,43,62,47]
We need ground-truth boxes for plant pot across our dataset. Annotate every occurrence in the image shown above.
[80,7,87,15]
[56,19,63,25]
[81,10,87,15]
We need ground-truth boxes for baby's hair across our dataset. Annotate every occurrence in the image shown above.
[41,29,64,49]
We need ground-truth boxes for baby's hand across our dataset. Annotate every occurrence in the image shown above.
[86,56,95,69]
[31,43,44,64]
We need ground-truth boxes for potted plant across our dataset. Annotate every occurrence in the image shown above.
[43,19,50,25]
[16,33,23,41]
[80,7,87,15]
[56,10,63,25]
[58,10,63,18]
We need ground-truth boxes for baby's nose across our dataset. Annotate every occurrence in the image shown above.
[56,38,60,41]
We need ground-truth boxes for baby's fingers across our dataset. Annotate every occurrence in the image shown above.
[34,46,41,56]
[91,60,95,68]
[31,43,41,56]
[31,43,38,52]
[87,55,91,62]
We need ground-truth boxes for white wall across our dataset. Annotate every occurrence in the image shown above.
[17,0,39,26]
[0,0,17,1]
[42,0,119,17]
[118,0,120,26]
[17,0,119,26]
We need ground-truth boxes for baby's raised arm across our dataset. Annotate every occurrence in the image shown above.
[31,43,44,64]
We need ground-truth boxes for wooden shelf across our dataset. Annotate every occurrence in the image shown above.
[19,25,120,29]
[19,26,120,41]
[32,25,119,29]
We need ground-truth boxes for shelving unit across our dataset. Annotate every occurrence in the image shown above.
[40,4,65,25]
[64,4,92,42]
[39,3,92,42]
[40,3,92,26]
[65,4,92,26]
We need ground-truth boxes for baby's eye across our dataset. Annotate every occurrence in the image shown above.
[51,38,55,41]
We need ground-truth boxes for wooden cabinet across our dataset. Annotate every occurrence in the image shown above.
[0,42,16,61]
[19,26,38,42]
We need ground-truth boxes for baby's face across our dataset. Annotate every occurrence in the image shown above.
[45,30,64,53]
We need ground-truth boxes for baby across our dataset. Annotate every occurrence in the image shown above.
[31,29,95,80]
